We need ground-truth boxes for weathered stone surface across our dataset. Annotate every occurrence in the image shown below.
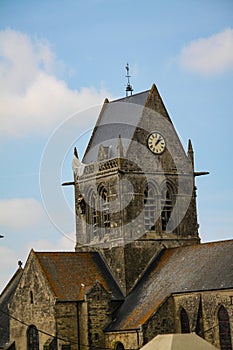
[9,251,56,349]
[174,290,233,349]
[143,296,175,344]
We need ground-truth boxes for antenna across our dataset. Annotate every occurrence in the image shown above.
[125,63,133,97]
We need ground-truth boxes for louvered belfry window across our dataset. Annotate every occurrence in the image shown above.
[161,186,173,231]
[99,186,110,233]
[89,190,98,237]
[144,184,156,231]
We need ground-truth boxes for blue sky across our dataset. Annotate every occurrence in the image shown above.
[0,0,233,292]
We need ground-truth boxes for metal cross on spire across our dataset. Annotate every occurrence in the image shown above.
[125,63,133,97]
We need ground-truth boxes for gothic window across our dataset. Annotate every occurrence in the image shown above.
[161,184,173,231]
[99,186,110,233]
[115,342,125,350]
[27,325,39,350]
[89,190,98,237]
[180,308,190,333]
[218,305,232,350]
[144,183,157,231]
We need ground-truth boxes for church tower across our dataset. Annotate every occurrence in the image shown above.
[73,84,200,295]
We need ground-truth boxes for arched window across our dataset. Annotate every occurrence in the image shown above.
[99,187,110,233]
[89,190,98,237]
[218,305,232,350]
[144,183,157,231]
[27,325,39,350]
[161,184,173,231]
[115,342,125,350]
[180,308,190,333]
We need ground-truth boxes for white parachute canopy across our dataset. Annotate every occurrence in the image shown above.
[72,147,85,177]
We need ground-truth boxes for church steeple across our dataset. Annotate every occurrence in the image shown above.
[145,84,172,122]
[74,84,200,294]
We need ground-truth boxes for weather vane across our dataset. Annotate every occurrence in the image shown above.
[125,63,133,97]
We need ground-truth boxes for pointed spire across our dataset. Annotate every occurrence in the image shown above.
[145,84,172,123]
[188,141,209,177]
[117,134,124,158]
[188,139,194,169]
[74,146,78,159]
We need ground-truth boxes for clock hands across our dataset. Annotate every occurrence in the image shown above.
[147,132,166,154]
[155,137,163,146]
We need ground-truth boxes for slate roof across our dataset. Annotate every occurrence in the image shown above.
[82,84,175,164]
[35,251,123,301]
[82,90,150,164]
[107,240,233,331]
[0,267,23,348]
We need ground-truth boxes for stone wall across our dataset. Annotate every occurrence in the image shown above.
[142,296,175,344]
[78,301,89,350]
[104,290,233,350]
[55,302,79,350]
[9,252,56,350]
[173,290,233,349]
[105,330,143,350]
[86,282,112,350]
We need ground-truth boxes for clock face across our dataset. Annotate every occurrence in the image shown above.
[147,132,166,154]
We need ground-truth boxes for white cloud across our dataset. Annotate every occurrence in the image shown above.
[0,246,21,294]
[0,246,19,269]
[26,232,75,252]
[0,29,111,138]
[179,28,233,74]
[0,198,43,229]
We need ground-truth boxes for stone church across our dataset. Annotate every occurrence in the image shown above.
[1,84,233,350]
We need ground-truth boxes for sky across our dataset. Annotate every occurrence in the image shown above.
[0,0,233,293]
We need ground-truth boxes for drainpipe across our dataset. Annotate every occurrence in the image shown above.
[136,327,142,350]
[76,302,81,350]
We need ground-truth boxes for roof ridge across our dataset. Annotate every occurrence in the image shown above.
[127,246,166,294]
[34,251,99,255]
[33,250,57,298]
[111,89,151,103]
[165,238,233,253]
[97,252,124,298]
[0,268,23,299]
